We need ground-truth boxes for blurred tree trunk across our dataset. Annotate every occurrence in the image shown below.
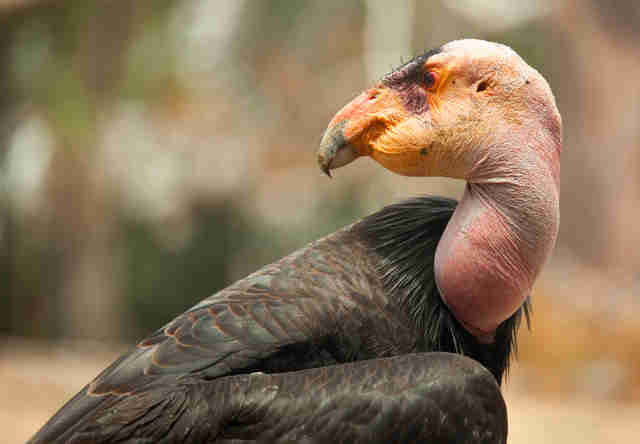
[0,0,53,336]
[0,1,142,340]
[2,1,179,340]
[41,2,137,340]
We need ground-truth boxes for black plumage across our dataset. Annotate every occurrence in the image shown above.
[29,196,521,444]
[359,196,528,384]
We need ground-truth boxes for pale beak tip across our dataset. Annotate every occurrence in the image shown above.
[317,152,333,178]
[317,120,358,178]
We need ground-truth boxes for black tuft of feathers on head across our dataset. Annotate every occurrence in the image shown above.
[382,48,441,87]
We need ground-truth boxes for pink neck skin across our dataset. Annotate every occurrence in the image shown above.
[434,124,561,343]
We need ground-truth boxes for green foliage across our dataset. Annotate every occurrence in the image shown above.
[120,201,252,339]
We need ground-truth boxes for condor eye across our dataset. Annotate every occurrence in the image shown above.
[424,71,437,89]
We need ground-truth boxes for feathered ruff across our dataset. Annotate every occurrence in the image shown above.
[356,196,530,384]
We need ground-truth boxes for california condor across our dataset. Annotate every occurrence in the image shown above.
[29,39,561,444]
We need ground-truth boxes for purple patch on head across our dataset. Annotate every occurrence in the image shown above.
[381,48,441,115]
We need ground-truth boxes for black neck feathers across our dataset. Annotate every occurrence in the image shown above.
[355,196,529,384]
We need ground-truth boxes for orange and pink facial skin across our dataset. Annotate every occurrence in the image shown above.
[318,39,562,343]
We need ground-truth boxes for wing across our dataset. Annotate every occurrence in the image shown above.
[39,353,507,444]
[227,352,507,443]
[29,227,419,444]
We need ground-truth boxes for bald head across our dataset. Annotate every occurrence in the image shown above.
[318,39,561,181]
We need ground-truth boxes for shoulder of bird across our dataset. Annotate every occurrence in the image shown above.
[90,197,459,396]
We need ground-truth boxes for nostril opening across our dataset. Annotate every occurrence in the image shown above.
[369,91,379,100]
[476,81,488,93]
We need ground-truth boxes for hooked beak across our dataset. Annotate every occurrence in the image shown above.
[317,87,387,177]
[317,85,441,178]
[317,121,356,178]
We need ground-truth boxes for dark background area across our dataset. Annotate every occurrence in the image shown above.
[1,1,640,442]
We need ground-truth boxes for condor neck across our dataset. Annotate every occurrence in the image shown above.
[434,137,560,343]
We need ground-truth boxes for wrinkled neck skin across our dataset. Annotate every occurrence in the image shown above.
[435,123,560,343]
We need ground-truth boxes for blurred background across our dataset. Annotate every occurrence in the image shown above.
[1,0,639,442]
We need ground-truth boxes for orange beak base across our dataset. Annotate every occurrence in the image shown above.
[318,86,409,175]
[317,84,437,178]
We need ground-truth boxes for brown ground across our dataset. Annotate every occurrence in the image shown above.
[3,336,639,444]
